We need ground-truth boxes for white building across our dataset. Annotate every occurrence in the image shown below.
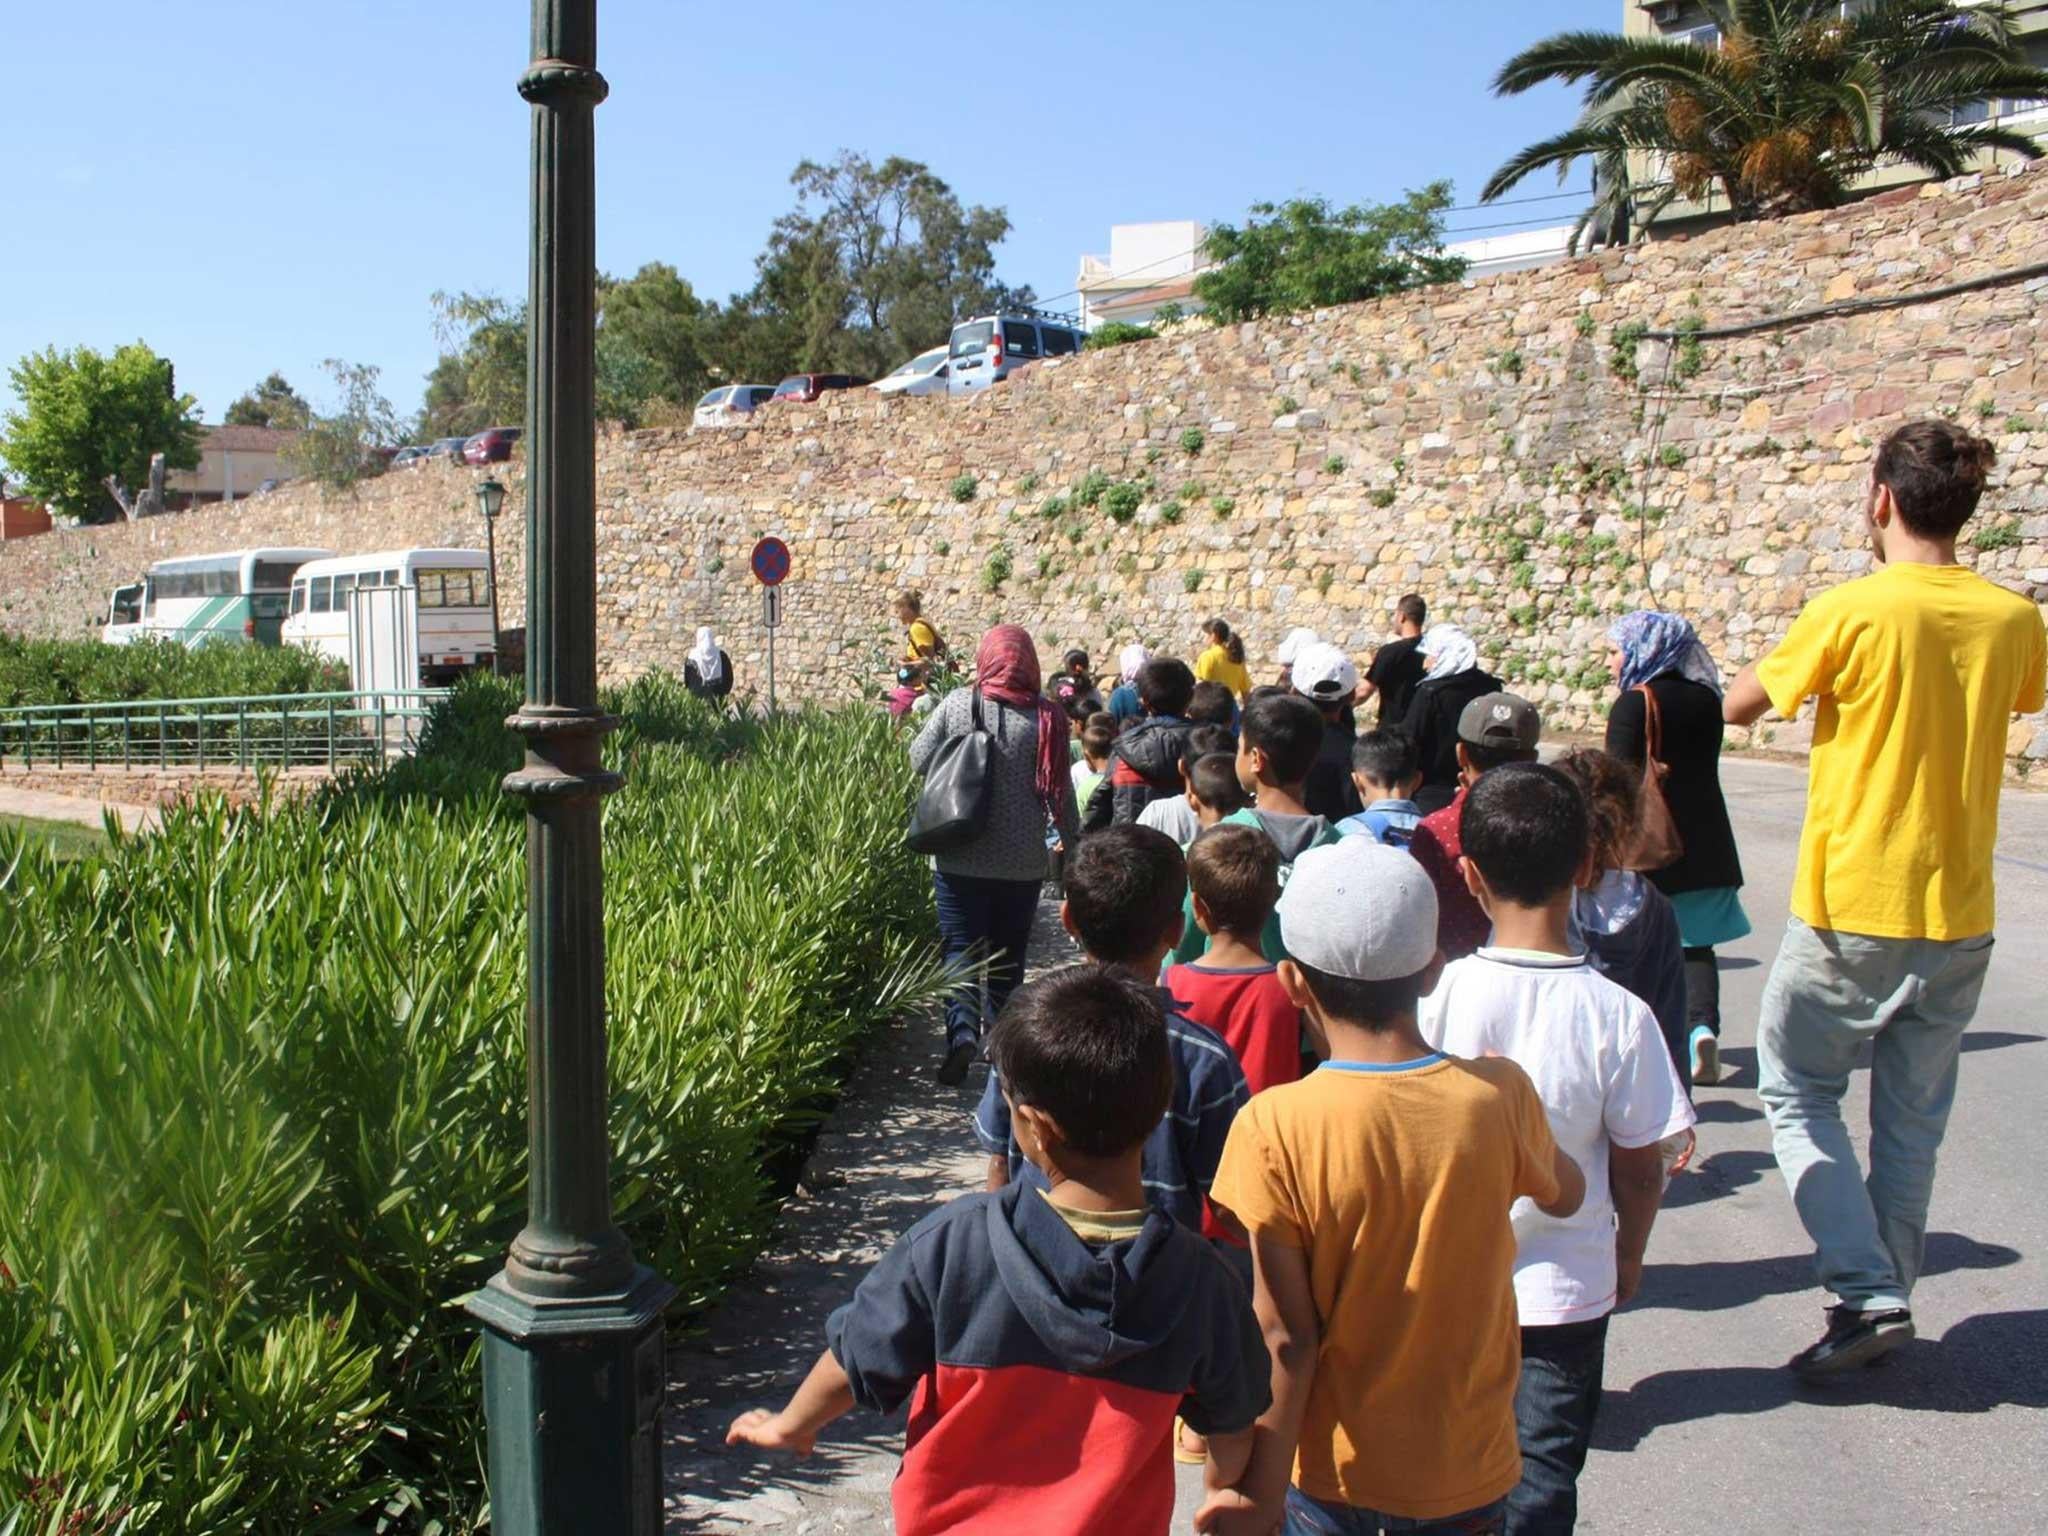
[1076,220,1214,329]
[1443,224,1583,279]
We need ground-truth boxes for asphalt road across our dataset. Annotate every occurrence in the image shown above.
[1174,757,2048,1534]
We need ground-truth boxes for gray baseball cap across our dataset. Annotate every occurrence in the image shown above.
[1457,692,1542,752]
[1278,838,1439,983]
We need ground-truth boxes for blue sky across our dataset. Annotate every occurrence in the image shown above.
[2,0,1613,430]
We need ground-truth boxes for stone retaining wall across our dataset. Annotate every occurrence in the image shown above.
[5,161,2045,765]
[0,761,328,809]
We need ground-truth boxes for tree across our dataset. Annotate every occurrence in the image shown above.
[1484,0,2048,244]
[420,291,526,438]
[0,342,202,522]
[286,360,401,491]
[1193,187,1468,322]
[223,372,311,430]
[707,152,1031,382]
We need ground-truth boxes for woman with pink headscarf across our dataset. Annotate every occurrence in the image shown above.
[909,626,1082,1084]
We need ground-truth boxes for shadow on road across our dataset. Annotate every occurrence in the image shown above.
[1634,1232,2020,1315]
[1691,1097,1764,1125]
[1959,1030,2045,1054]
[1595,1307,2048,1450]
[1664,1149,1777,1210]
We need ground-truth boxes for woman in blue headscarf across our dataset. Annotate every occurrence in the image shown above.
[1605,610,1748,1085]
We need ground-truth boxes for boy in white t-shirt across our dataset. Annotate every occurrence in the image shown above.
[1421,763,1694,1535]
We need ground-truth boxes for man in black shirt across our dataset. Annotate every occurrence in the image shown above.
[1359,593,1428,724]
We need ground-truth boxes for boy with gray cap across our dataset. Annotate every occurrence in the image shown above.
[1202,839,1585,1536]
[1408,692,1542,963]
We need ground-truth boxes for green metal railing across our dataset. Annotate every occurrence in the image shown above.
[0,689,451,772]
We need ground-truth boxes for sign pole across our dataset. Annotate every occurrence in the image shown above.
[767,602,778,714]
[750,535,791,716]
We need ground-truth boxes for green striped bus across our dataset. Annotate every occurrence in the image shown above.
[103,548,334,647]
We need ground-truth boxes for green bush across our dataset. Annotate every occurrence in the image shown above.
[949,473,978,503]
[981,546,1014,591]
[1102,482,1142,524]
[1211,495,1237,519]
[1083,322,1157,349]
[1179,427,1205,456]
[0,675,951,1531]
[1075,470,1111,508]
[0,634,348,710]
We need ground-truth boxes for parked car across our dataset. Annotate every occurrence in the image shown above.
[391,447,429,470]
[946,308,1084,396]
[872,348,950,398]
[692,384,777,429]
[463,427,522,465]
[768,373,870,404]
[425,437,470,464]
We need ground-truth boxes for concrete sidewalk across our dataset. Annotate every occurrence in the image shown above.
[0,784,157,833]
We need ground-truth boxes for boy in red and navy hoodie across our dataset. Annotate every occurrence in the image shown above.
[727,965,1271,1534]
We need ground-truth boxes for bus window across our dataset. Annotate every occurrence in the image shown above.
[251,559,303,591]
[290,582,306,617]
[335,573,358,601]
[311,577,333,614]
[383,569,400,588]
[204,566,238,596]
[417,568,484,607]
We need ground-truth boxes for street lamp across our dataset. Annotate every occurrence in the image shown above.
[464,4,674,1531]
[474,476,507,673]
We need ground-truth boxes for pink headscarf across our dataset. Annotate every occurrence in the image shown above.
[975,625,1065,813]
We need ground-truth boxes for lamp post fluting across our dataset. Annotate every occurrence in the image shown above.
[464,4,674,1530]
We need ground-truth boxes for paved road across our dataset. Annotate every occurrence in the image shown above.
[666,758,2048,1533]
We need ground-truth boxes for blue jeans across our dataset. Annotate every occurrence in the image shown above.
[931,870,1040,1051]
[1757,918,1994,1312]
[1507,1316,1608,1536]
[1286,1488,1505,1535]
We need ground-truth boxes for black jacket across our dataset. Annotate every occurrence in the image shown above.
[1606,674,1744,895]
[1304,717,1362,823]
[685,651,734,700]
[1083,716,1196,831]
[1402,668,1505,813]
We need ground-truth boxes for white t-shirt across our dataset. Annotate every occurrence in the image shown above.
[1138,793,1201,847]
[1419,947,1695,1325]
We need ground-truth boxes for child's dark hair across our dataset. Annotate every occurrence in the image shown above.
[1187,680,1238,727]
[1291,960,1434,1033]
[1553,748,1640,875]
[1460,762,1588,907]
[1186,823,1279,937]
[1461,738,1540,776]
[1396,593,1427,627]
[1875,420,1997,539]
[1240,693,1324,786]
[1188,752,1251,815]
[1136,657,1197,717]
[1180,723,1237,771]
[1202,618,1247,666]
[894,588,923,616]
[1352,726,1418,788]
[1247,684,1290,704]
[988,965,1173,1158]
[1081,717,1117,763]
[1061,686,1102,724]
[1064,648,1090,674]
[1064,825,1187,964]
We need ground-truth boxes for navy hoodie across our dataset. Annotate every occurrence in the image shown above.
[827,1181,1270,1535]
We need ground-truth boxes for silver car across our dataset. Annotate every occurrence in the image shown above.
[693,384,777,429]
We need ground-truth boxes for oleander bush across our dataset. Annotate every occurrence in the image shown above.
[0,634,348,710]
[0,673,951,1532]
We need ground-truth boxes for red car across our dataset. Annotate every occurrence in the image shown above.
[768,373,870,404]
[463,427,523,464]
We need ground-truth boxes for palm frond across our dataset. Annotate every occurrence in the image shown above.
[1492,30,1648,95]
[1482,120,1635,202]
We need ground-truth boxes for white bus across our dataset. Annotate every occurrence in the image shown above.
[282,548,497,684]
[103,548,333,646]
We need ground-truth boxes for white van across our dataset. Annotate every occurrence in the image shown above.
[945,308,1086,396]
[282,548,496,683]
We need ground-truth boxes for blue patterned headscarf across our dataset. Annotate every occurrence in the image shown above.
[1608,611,1723,696]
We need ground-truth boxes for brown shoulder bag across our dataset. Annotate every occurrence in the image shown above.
[1625,684,1685,873]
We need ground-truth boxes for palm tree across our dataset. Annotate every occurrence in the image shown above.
[1485,0,2048,247]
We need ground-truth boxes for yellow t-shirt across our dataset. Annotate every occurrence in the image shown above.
[1757,563,2046,941]
[1195,644,1253,701]
[903,618,941,664]
[1208,1055,1561,1521]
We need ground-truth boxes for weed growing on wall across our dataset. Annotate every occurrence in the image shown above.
[949,473,978,503]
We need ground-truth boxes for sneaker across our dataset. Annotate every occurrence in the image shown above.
[1790,1305,1914,1379]
[935,1040,978,1087]
[1690,1025,1721,1086]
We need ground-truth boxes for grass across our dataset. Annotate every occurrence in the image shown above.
[0,812,107,860]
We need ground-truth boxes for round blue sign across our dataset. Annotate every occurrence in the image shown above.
[751,536,791,587]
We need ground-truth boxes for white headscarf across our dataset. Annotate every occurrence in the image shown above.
[1118,643,1150,685]
[1275,627,1321,667]
[690,625,726,686]
[1418,624,1478,679]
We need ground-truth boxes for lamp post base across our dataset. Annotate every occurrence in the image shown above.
[467,1265,677,1535]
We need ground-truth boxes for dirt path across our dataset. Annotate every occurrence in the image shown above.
[662,901,1078,1532]
[0,785,157,833]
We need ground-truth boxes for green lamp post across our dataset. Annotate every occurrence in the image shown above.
[474,477,507,674]
[464,3,675,1529]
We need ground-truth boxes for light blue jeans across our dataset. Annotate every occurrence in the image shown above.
[1757,918,1994,1312]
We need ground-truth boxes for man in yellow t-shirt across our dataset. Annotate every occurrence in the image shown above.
[1199,839,1585,1535]
[1725,419,2047,1380]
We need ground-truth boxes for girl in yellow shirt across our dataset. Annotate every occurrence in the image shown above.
[1195,618,1253,702]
